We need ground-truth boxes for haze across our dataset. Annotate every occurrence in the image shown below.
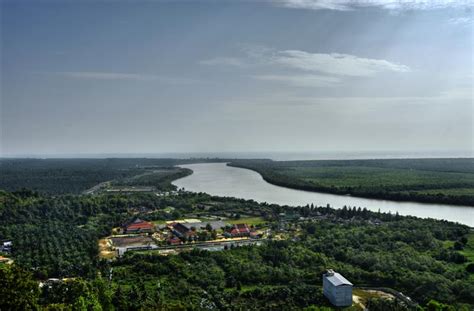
[1,0,473,157]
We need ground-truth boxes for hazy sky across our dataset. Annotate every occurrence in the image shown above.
[1,0,473,156]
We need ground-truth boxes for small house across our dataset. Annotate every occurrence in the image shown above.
[225,224,251,237]
[167,237,181,245]
[322,269,353,307]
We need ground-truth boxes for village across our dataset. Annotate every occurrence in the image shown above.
[96,212,412,309]
[98,198,390,260]
[99,215,269,258]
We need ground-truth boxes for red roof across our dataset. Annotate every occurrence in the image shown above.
[228,224,250,235]
[126,219,154,231]
[168,237,181,245]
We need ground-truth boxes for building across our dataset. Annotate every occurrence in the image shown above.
[171,222,193,238]
[124,219,155,234]
[184,221,227,231]
[167,236,181,245]
[225,223,251,237]
[1,240,12,253]
[170,221,227,237]
[322,269,353,307]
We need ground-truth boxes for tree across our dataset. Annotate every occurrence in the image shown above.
[93,277,114,311]
[466,263,474,274]
[0,265,40,310]
[453,241,464,250]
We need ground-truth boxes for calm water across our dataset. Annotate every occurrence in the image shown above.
[173,163,474,227]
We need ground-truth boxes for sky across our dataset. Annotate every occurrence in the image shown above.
[1,0,473,157]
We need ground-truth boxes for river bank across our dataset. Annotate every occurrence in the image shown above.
[173,163,474,227]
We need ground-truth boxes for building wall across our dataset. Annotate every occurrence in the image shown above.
[323,277,352,307]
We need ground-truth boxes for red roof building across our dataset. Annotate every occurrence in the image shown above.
[125,219,155,233]
[226,223,251,237]
[167,237,181,245]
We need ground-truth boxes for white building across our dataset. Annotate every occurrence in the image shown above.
[323,269,353,307]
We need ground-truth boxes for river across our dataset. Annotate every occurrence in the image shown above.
[172,163,474,227]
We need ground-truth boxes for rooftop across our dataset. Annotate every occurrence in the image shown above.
[324,270,353,287]
[126,219,154,230]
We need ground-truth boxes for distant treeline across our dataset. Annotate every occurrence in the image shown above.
[229,158,474,206]
[112,167,193,191]
[0,158,230,194]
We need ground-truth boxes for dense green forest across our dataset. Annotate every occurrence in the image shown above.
[0,158,223,194]
[1,158,474,310]
[109,219,473,310]
[229,158,474,206]
[111,167,192,191]
[1,189,473,309]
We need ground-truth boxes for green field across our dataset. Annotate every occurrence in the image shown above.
[230,158,474,206]
[227,216,266,226]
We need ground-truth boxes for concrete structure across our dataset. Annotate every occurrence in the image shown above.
[323,269,353,307]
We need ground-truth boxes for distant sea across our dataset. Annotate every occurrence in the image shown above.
[4,150,473,161]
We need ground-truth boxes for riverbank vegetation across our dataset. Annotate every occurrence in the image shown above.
[111,167,193,191]
[229,158,474,206]
[0,158,217,194]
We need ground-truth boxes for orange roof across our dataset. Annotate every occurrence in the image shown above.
[126,219,154,230]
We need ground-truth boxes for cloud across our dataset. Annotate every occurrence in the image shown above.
[272,50,411,76]
[448,16,474,26]
[199,57,246,67]
[200,46,410,87]
[54,72,157,80]
[254,74,341,87]
[36,72,200,84]
[272,0,474,11]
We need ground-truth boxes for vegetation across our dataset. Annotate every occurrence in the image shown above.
[1,188,473,309]
[229,158,474,206]
[0,158,221,194]
[111,167,192,191]
[1,158,473,309]
[227,216,266,226]
[108,217,473,309]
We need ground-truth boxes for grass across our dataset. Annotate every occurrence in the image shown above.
[442,240,455,248]
[151,217,265,226]
[352,288,393,300]
[227,217,266,226]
